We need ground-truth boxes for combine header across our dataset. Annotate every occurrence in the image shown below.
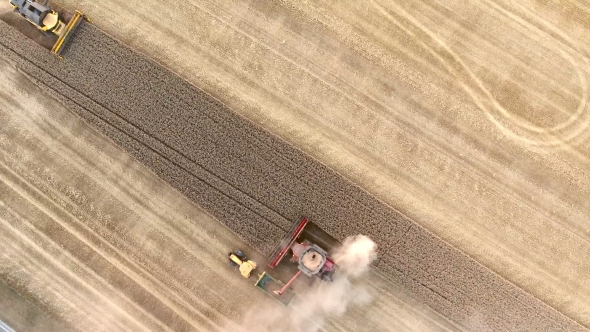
[9,0,88,57]
[254,217,338,305]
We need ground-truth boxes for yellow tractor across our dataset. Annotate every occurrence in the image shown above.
[228,250,257,278]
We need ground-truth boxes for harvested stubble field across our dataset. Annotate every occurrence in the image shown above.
[0,19,586,332]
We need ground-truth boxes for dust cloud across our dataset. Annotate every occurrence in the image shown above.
[235,235,377,332]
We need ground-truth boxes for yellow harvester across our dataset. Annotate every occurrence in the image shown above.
[9,0,87,57]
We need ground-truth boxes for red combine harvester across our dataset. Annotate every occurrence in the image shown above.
[254,217,338,306]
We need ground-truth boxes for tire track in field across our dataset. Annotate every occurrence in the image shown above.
[371,0,590,149]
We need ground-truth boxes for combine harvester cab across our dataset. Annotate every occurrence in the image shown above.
[9,0,88,57]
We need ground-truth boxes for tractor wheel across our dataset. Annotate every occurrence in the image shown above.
[235,250,245,259]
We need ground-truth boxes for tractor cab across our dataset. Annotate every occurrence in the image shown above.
[228,250,257,278]
[10,0,62,32]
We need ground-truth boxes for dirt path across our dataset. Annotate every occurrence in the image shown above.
[40,0,590,328]
[0,55,458,331]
